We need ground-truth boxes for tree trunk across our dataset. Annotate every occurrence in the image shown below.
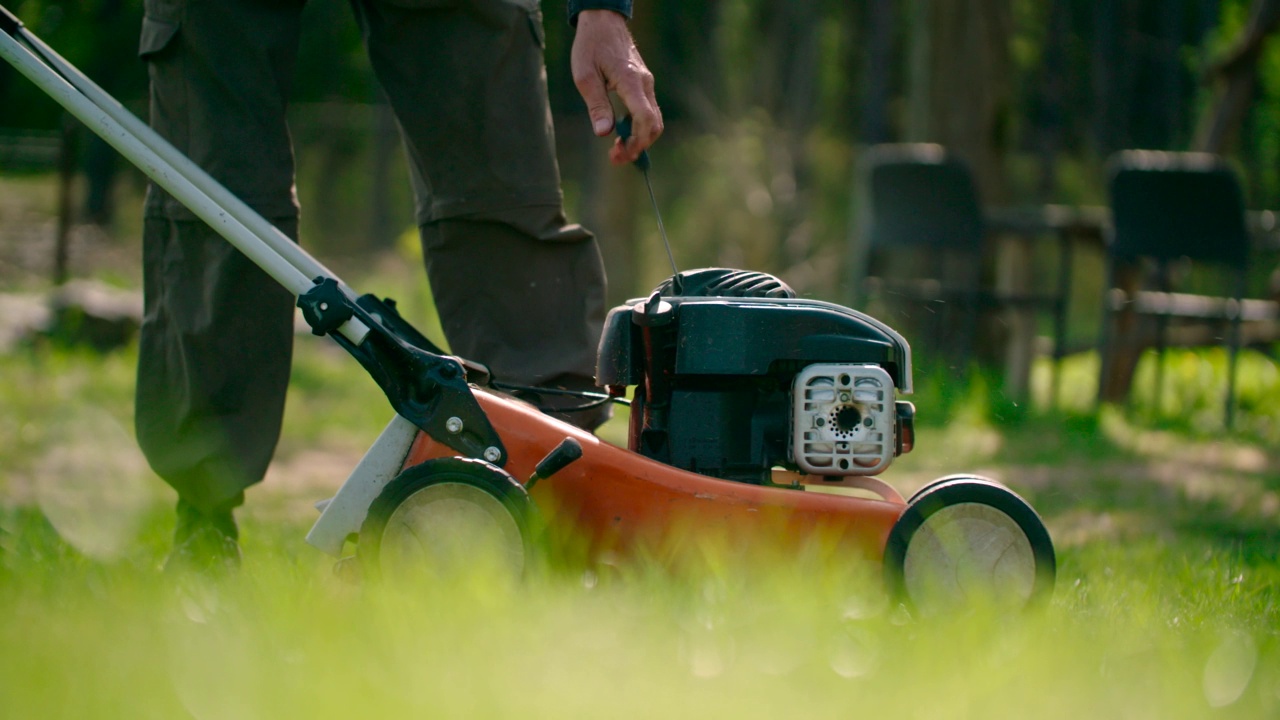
[903,0,1020,383]
[861,0,895,145]
[1035,0,1070,199]
[1195,0,1280,154]
[906,0,1013,202]
[54,115,79,286]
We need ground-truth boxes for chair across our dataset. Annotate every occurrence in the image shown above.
[1099,150,1272,427]
[851,144,1072,393]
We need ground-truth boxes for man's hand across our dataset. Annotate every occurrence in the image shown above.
[571,9,663,165]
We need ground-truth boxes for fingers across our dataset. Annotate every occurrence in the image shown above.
[609,138,628,165]
[571,10,663,163]
[573,65,616,137]
[611,70,662,163]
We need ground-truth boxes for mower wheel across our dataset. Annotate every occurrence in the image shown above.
[884,477,1055,615]
[907,473,1002,503]
[358,457,534,582]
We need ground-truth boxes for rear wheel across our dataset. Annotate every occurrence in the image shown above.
[884,476,1055,615]
[359,457,534,581]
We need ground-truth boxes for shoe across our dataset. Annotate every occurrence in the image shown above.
[163,499,241,575]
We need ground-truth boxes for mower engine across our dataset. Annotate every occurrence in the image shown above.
[597,268,916,485]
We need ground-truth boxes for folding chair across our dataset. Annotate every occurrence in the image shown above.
[1099,150,1270,427]
[852,144,1071,389]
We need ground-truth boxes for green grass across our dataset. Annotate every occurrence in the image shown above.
[2,507,1278,718]
[2,325,1279,717]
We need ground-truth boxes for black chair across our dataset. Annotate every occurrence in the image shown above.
[852,144,1071,391]
[1099,150,1271,427]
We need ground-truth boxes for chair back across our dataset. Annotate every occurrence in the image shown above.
[1108,151,1249,269]
[863,143,985,254]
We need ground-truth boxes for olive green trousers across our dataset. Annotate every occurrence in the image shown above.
[135,0,607,513]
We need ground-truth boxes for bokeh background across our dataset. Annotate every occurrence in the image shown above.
[3,2,1280,717]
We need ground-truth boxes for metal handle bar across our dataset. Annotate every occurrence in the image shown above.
[0,11,509,463]
[0,14,369,342]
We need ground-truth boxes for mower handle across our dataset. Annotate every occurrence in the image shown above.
[1,6,20,37]
[0,14,507,465]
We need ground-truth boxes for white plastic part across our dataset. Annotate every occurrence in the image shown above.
[376,482,525,579]
[901,502,1038,614]
[792,363,896,476]
[305,415,419,556]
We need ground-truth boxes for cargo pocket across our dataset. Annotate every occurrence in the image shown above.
[138,16,179,60]
[525,5,545,48]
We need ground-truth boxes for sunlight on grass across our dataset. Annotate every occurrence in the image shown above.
[1,513,1278,719]
[2,325,1278,719]
[1032,347,1280,443]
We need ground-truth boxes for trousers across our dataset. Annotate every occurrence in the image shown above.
[134,0,607,513]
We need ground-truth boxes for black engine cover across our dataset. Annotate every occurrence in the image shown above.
[597,269,912,484]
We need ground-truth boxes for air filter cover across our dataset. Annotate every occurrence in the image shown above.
[792,364,896,476]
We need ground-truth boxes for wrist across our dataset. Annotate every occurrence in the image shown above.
[568,1,632,26]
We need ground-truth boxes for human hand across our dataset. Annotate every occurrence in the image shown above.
[571,9,663,165]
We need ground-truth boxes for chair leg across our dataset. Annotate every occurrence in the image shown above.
[1152,316,1172,417]
[1097,260,1118,410]
[1151,261,1171,420]
[1225,331,1240,430]
[1050,230,1073,410]
[1225,284,1246,430]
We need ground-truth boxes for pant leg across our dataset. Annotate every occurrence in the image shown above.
[139,0,305,221]
[352,0,608,390]
[422,216,610,429]
[135,0,304,513]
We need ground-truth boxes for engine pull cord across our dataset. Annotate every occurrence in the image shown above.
[490,380,631,413]
[617,117,682,296]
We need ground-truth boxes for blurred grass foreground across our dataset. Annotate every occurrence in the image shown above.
[2,329,1279,717]
[3,0,1280,709]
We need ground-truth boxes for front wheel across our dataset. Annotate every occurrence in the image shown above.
[883,476,1055,615]
[358,457,535,582]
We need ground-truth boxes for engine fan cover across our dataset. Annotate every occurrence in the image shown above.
[792,364,897,476]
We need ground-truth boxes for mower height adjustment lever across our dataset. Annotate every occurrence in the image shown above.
[525,437,583,490]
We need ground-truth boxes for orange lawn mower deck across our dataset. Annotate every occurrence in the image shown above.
[306,270,1057,614]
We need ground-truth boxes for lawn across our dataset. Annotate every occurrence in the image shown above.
[2,317,1278,717]
[3,170,1279,717]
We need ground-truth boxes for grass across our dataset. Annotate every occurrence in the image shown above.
[0,186,1277,716]
[2,508,1278,717]
[2,331,1279,717]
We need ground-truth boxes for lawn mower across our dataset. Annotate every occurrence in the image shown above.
[1,9,1056,614]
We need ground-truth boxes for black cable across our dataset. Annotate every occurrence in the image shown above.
[547,394,619,414]
[489,380,632,410]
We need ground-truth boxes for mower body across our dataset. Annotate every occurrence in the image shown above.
[312,269,920,564]
[402,390,907,562]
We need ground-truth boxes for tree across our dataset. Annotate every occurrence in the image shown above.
[905,0,1014,202]
[1196,0,1280,154]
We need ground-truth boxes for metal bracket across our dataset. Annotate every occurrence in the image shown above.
[297,277,354,336]
[298,276,506,465]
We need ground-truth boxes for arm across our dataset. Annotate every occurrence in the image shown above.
[569,4,663,164]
